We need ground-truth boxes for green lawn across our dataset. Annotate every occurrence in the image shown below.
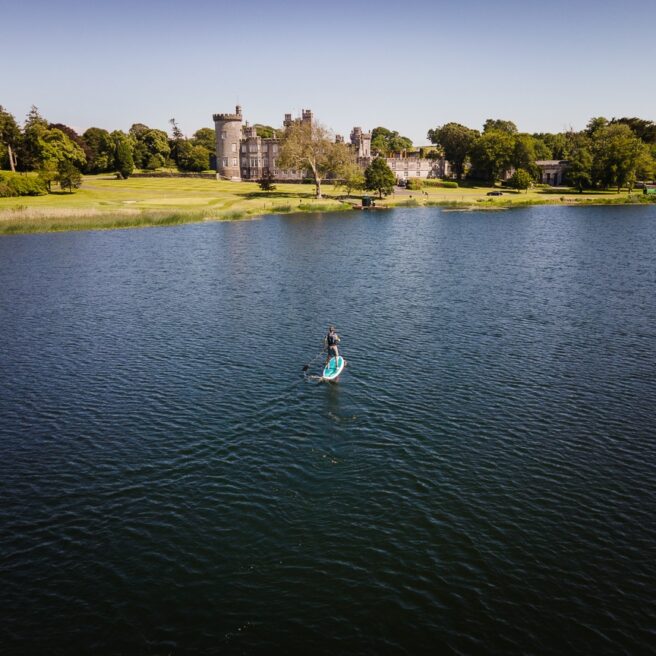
[0,174,652,235]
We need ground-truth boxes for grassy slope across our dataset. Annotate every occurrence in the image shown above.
[0,175,652,235]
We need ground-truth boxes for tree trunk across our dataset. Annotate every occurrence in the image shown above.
[8,144,16,172]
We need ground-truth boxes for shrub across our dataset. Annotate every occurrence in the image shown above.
[424,179,458,188]
[0,172,47,196]
[406,177,424,190]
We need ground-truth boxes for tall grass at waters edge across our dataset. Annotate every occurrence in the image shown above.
[0,201,355,235]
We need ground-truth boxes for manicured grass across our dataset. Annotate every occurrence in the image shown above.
[0,175,352,234]
[0,174,653,234]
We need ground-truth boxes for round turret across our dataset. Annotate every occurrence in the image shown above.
[213,105,243,180]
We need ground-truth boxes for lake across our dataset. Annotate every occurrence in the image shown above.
[1,205,655,654]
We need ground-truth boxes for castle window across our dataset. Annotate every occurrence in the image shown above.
[241,144,246,153]
[231,143,237,153]
[249,144,258,153]
[272,144,278,154]
[263,158,268,167]
[221,131,226,140]
[222,158,228,166]
[232,158,238,166]
[242,169,247,176]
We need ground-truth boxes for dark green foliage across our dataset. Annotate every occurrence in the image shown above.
[57,160,82,192]
[424,180,458,188]
[177,142,211,172]
[82,127,114,173]
[507,168,533,192]
[406,177,423,190]
[483,119,518,134]
[364,156,396,198]
[0,106,20,171]
[469,130,515,182]
[192,128,215,152]
[113,132,134,179]
[258,171,276,191]
[0,171,47,196]
[427,123,479,180]
[254,124,278,139]
[371,127,413,156]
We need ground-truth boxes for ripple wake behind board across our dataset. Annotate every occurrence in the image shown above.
[322,356,345,381]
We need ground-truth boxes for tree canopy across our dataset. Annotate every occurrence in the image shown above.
[277,119,351,198]
[427,122,479,180]
[364,156,396,198]
[371,127,413,156]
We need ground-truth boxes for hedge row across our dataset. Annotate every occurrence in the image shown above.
[0,172,47,197]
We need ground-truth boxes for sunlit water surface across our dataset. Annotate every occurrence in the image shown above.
[1,206,655,654]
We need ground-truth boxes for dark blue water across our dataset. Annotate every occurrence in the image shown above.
[1,206,655,655]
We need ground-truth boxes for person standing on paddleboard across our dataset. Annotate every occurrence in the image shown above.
[324,325,341,364]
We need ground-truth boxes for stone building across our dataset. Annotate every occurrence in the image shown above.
[536,160,569,186]
[213,106,450,182]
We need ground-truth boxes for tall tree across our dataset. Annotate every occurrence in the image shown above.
[469,130,515,182]
[566,135,593,192]
[192,128,215,152]
[371,127,413,156]
[277,119,351,198]
[112,131,134,179]
[364,156,396,198]
[57,160,82,193]
[20,105,49,171]
[427,122,479,180]
[483,119,518,134]
[83,127,114,173]
[0,106,20,171]
[592,123,648,192]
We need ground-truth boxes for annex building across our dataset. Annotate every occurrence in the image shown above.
[213,106,450,183]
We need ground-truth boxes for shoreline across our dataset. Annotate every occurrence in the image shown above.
[1,176,654,235]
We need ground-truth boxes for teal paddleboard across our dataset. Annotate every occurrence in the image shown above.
[322,356,345,381]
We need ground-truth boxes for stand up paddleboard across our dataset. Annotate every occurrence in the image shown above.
[322,356,345,381]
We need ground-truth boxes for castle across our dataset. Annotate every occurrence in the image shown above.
[213,106,450,183]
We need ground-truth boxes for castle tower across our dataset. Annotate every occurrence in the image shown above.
[350,127,372,160]
[213,105,243,180]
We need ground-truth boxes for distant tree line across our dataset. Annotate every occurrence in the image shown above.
[427,117,656,192]
[0,105,217,195]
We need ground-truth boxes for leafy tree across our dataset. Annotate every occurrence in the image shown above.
[82,127,114,173]
[591,123,648,192]
[427,122,479,180]
[371,127,413,156]
[49,123,91,163]
[0,106,20,171]
[57,160,82,192]
[507,168,533,192]
[112,131,134,179]
[586,116,609,138]
[258,171,276,191]
[19,105,49,171]
[338,160,365,196]
[192,128,215,152]
[41,128,86,169]
[469,130,515,182]
[512,134,539,176]
[177,143,210,172]
[533,132,569,159]
[145,154,165,170]
[169,118,185,164]
[37,160,59,192]
[483,119,518,134]
[610,117,656,144]
[277,119,350,198]
[254,124,279,139]
[364,156,395,198]
[565,134,593,192]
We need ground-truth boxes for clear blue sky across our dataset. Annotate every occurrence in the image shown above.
[2,0,655,144]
